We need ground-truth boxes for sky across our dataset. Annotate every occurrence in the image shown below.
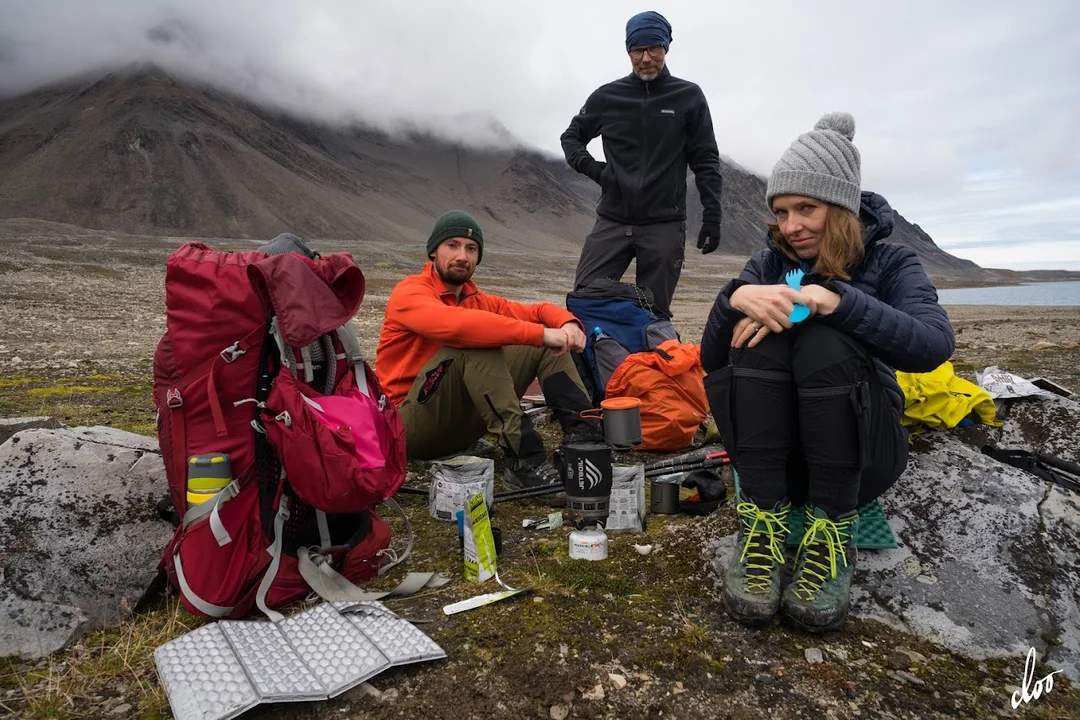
[1,0,1078,270]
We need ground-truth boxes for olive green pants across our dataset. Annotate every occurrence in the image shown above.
[398,345,589,462]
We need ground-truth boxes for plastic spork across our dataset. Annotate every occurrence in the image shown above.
[785,268,810,323]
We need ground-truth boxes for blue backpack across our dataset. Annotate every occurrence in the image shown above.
[566,280,679,402]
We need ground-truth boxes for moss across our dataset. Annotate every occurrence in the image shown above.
[27,385,118,398]
[0,377,40,389]
[0,371,155,436]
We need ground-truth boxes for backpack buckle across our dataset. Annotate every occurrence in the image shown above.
[220,342,246,363]
[166,388,183,408]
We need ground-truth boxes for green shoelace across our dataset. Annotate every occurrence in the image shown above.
[793,515,856,600]
[735,502,790,593]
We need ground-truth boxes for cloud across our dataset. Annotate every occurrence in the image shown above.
[0,0,1077,269]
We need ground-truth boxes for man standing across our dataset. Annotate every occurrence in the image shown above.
[376,210,599,489]
[561,10,724,317]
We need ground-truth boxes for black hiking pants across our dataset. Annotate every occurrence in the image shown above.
[703,321,908,518]
[574,216,686,318]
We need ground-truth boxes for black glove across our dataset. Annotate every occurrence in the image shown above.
[681,469,727,502]
[679,469,728,516]
[697,221,721,254]
[589,160,607,185]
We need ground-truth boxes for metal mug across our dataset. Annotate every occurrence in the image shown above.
[580,397,643,450]
[650,474,682,515]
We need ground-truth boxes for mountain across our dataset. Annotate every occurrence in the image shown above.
[0,68,978,277]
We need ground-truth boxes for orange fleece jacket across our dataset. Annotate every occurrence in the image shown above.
[376,263,581,406]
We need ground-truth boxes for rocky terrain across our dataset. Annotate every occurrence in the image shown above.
[2,227,1080,720]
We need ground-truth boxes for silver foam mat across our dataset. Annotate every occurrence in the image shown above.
[155,602,443,720]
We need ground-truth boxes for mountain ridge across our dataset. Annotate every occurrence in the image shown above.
[0,67,991,279]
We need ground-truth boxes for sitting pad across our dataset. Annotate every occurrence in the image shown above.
[731,470,897,549]
[785,497,897,549]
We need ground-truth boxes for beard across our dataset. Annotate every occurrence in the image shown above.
[435,261,474,286]
[634,60,664,81]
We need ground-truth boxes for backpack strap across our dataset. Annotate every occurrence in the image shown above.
[177,324,265,437]
[297,551,449,603]
[181,479,241,546]
[255,490,291,623]
[293,498,450,603]
[316,509,332,550]
[298,344,316,384]
[336,322,370,398]
[173,555,234,618]
[376,497,412,575]
[268,317,295,379]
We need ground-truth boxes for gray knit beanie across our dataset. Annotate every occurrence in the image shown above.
[766,112,861,215]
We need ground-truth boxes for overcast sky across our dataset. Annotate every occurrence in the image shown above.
[1,0,1078,270]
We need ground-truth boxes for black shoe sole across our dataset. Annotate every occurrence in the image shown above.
[722,593,779,628]
[779,610,847,634]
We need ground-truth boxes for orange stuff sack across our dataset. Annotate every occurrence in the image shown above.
[605,339,709,452]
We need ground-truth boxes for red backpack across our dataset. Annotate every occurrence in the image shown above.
[152,242,407,620]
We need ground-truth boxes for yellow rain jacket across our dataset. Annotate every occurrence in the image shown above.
[895,361,1001,430]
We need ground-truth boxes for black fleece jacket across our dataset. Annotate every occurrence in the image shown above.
[561,66,723,226]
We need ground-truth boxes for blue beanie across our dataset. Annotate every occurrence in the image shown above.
[625,11,672,52]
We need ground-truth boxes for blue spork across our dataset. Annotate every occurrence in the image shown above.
[785,268,810,323]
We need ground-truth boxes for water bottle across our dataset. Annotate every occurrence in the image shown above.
[186,453,232,506]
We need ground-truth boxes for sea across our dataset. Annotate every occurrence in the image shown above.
[936,280,1080,306]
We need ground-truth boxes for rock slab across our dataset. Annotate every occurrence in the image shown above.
[0,416,60,446]
[0,426,173,659]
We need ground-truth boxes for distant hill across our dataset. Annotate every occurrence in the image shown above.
[0,68,982,278]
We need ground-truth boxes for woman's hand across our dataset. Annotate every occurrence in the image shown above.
[799,284,842,316]
[731,316,772,348]
[730,283,817,334]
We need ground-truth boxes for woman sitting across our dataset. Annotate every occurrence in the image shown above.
[700,112,954,632]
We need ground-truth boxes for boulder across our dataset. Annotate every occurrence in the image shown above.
[712,395,1080,679]
[855,429,1080,680]
[0,416,61,446]
[0,426,173,659]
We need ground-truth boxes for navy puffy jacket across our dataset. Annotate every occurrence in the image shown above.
[700,191,955,412]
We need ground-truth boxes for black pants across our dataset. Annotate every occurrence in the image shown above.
[703,322,908,517]
[574,216,686,318]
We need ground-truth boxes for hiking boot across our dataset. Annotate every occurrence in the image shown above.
[504,458,565,507]
[721,494,791,626]
[781,505,859,633]
[562,426,605,445]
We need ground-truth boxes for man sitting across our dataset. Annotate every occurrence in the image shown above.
[376,210,599,488]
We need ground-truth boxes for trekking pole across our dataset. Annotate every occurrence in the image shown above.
[643,450,727,474]
[395,486,429,497]
[492,482,564,503]
[644,454,730,478]
[1035,452,1080,479]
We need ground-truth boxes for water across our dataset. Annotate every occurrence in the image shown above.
[936,280,1080,306]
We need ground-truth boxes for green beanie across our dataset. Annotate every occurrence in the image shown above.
[427,210,484,264]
